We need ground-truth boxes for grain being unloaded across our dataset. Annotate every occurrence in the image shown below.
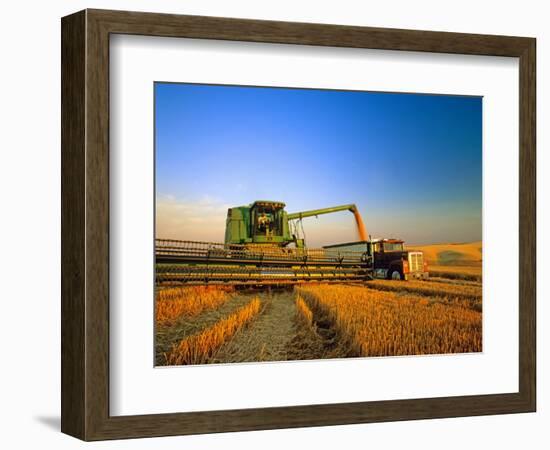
[353,209,368,241]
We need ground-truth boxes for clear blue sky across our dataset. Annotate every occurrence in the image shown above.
[155,82,482,246]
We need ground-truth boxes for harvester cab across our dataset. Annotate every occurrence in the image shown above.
[225,201,290,246]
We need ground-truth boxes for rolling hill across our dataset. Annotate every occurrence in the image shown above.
[407,241,482,266]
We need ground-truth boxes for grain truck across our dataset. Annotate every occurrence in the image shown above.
[324,238,429,280]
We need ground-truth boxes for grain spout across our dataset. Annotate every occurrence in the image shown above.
[353,209,368,241]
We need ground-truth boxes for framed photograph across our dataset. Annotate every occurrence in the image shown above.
[61,9,536,440]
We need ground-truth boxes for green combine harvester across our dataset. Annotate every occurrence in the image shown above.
[156,200,371,285]
[224,200,365,248]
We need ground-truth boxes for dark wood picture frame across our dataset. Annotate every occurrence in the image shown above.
[61,9,536,441]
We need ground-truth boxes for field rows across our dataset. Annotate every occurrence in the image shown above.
[156,285,233,326]
[366,279,482,312]
[296,284,481,357]
[164,297,261,365]
[155,275,483,365]
[367,279,481,300]
[155,288,255,363]
[429,265,482,282]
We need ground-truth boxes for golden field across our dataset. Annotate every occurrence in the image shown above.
[164,297,261,365]
[155,285,233,326]
[295,295,314,327]
[155,264,482,365]
[296,285,481,356]
[429,265,482,282]
[366,279,482,311]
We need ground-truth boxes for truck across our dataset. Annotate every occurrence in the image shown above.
[324,239,429,280]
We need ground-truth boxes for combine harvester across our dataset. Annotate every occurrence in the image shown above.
[155,200,428,286]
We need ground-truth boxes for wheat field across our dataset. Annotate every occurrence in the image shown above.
[156,286,233,326]
[155,264,483,365]
[295,295,314,327]
[296,284,481,356]
[366,279,482,311]
[164,297,261,365]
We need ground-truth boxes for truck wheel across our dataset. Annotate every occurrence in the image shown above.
[390,270,402,280]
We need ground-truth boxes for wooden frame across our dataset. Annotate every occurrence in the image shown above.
[61,9,536,441]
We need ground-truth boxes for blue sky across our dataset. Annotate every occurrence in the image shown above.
[155,82,482,246]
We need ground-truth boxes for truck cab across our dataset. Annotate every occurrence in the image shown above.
[371,239,428,280]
